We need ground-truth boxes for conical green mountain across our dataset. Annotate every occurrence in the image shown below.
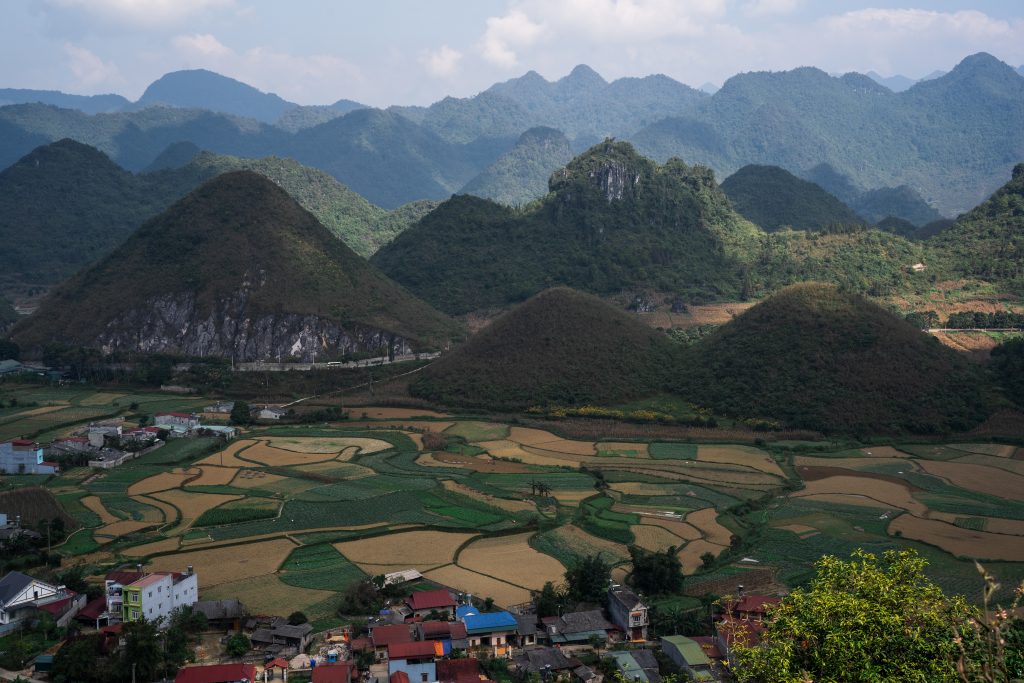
[372,140,762,314]
[680,283,991,434]
[13,171,460,360]
[721,164,864,231]
[410,287,676,410]
[929,163,1024,287]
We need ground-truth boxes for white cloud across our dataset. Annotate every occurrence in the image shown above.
[44,0,235,29]
[479,9,546,68]
[63,42,122,87]
[172,33,231,58]
[420,45,463,78]
[741,0,802,19]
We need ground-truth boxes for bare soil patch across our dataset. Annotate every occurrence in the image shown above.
[509,427,596,455]
[776,523,818,535]
[431,452,531,473]
[983,518,1024,536]
[948,444,1018,458]
[459,533,565,589]
[797,465,921,490]
[889,515,1024,561]
[794,456,916,472]
[240,442,337,467]
[335,530,477,570]
[918,460,1024,501]
[147,538,297,586]
[350,407,450,419]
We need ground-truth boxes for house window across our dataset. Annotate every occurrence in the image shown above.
[422,674,428,683]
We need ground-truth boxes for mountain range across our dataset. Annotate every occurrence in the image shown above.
[11,172,459,360]
[1,54,1022,213]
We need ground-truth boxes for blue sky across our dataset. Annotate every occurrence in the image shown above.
[3,1,1023,106]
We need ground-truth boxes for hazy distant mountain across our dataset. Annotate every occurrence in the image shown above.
[137,69,296,124]
[274,99,367,132]
[399,64,706,144]
[288,108,508,208]
[12,172,459,360]
[460,127,573,206]
[853,186,943,226]
[864,71,918,92]
[143,141,203,172]
[721,165,864,231]
[631,53,1024,215]
[0,88,129,114]
[699,82,720,94]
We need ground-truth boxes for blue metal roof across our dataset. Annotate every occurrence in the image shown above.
[462,611,518,634]
[455,604,477,620]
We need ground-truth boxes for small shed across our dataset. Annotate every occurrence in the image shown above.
[661,635,715,682]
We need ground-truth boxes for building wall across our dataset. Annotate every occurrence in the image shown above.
[0,443,54,474]
[388,659,436,683]
[122,573,198,625]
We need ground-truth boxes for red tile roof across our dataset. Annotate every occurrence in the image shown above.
[36,596,73,616]
[77,597,106,621]
[390,673,411,683]
[731,595,781,615]
[157,412,194,418]
[41,461,59,467]
[372,624,413,648]
[267,658,289,670]
[174,663,258,683]
[690,636,723,660]
[313,663,353,683]
[406,589,456,611]
[106,570,144,585]
[717,616,767,650]
[11,439,35,446]
[388,641,441,660]
[350,636,372,652]
[437,658,485,683]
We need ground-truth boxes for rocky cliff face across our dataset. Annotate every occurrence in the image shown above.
[94,291,412,361]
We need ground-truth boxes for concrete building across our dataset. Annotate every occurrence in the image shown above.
[0,571,79,635]
[0,440,57,474]
[608,584,649,642]
[121,568,198,626]
[154,412,201,430]
[661,635,717,682]
[387,641,440,683]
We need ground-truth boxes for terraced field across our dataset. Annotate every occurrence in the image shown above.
[2,383,1020,619]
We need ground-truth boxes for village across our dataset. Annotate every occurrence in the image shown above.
[1,555,780,683]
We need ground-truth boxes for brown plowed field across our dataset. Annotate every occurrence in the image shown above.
[459,533,564,589]
[888,515,1024,561]
[917,460,1024,501]
[147,538,297,586]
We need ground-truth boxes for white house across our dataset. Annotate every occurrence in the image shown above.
[0,440,57,475]
[253,406,287,420]
[608,584,649,642]
[154,413,200,430]
[0,571,73,634]
[120,568,199,627]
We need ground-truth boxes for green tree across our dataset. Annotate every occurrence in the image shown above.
[113,619,163,683]
[225,632,251,657]
[338,578,382,615]
[535,581,563,618]
[629,545,683,595]
[230,400,252,425]
[565,554,611,603]
[288,611,308,625]
[991,338,1024,408]
[0,339,19,361]
[51,634,104,683]
[732,549,976,682]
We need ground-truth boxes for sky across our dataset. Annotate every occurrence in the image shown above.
[2,1,1023,107]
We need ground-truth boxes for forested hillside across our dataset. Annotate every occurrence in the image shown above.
[460,127,573,206]
[721,165,864,231]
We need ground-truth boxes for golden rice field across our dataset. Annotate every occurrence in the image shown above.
[546,525,630,564]
[122,536,182,557]
[638,515,703,541]
[793,476,931,516]
[189,466,239,486]
[917,460,1024,501]
[888,515,1024,561]
[948,443,1018,458]
[335,530,477,571]
[202,574,334,617]
[697,445,785,476]
[631,524,688,551]
[80,495,118,524]
[93,520,154,541]
[197,440,259,467]
[265,436,393,454]
[237,442,338,467]
[423,564,530,607]
[458,533,565,590]
[147,538,297,586]
[131,495,177,524]
[150,490,242,530]
[127,470,194,495]
[677,539,727,573]
[686,508,734,546]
